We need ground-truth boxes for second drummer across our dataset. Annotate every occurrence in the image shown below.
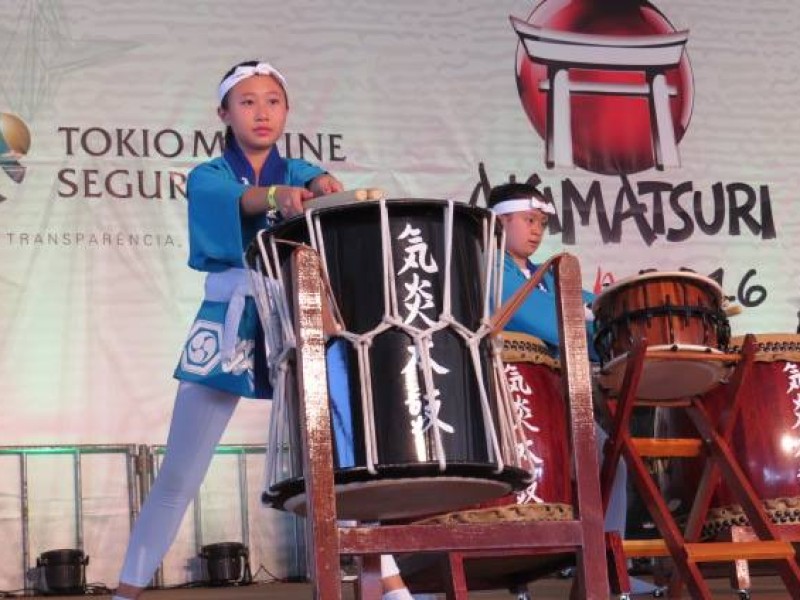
[489,181,598,360]
[488,181,659,597]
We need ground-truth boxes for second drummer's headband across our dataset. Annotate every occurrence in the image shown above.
[491,197,556,216]
[488,181,556,216]
[218,62,287,103]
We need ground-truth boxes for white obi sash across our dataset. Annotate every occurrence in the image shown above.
[204,268,252,367]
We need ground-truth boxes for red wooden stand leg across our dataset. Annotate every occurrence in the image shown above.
[443,553,469,600]
[292,248,343,599]
[682,337,756,547]
[601,339,713,599]
[555,256,610,600]
[356,554,382,600]
[606,531,631,597]
[728,526,753,595]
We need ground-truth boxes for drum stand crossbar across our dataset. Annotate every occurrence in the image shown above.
[598,337,800,599]
[287,246,610,599]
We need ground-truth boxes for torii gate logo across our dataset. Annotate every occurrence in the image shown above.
[511,0,694,175]
[0,112,31,202]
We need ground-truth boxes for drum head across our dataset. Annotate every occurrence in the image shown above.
[501,331,560,369]
[283,478,511,521]
[264,465,529,521]
[598,344,730,400]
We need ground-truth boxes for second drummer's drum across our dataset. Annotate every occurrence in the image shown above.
[475,331,572,512]
[247,198,531,521]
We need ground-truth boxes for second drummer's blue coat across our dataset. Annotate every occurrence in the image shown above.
[501,253,599,362]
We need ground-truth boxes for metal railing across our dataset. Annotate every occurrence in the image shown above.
[0,444,140,588]
[0,443,304,591]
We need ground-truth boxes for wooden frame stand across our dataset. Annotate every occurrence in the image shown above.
[598,336,800,599]
[288,247,610,599]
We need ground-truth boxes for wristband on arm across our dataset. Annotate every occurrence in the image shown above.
[266,185,278,211]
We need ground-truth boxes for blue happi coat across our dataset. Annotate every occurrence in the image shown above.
[501,253,599,362]
[174,145,325,398]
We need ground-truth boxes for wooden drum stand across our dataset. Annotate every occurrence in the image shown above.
[286,247,610,599]
[597,339,800,599]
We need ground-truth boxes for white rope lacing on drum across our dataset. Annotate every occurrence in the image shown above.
[246,259,281,492]
[494,227,507,319]
[485,224,528,465]
[246,235,298,496]
[480,214,493,321]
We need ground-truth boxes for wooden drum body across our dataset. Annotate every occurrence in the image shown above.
[475,331,572,511]
[656,334,800,534]
[593,270,731,400]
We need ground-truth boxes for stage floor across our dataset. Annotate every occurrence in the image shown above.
[35,575,790,599]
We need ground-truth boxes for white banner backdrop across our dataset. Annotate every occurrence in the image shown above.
[0,0,798,590]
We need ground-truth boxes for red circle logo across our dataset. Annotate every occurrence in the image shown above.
[514,0,694,175]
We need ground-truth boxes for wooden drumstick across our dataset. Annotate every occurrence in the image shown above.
[724,302,743,316]
[367,188,386,200]
[304,188,373,210]
[324,189,369,203]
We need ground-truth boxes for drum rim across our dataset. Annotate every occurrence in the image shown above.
[246,198,494,270]
[728,332,800,346]
[592,270,724,313]
[599,344,724,374]
[501,331,548,347]
[265,467,532,520]
[278,197,492,228]
[598,344,730,400]
[726,332,800,361]
[264,464,531,506]
[415,501,575,525]
[501,331,560,369]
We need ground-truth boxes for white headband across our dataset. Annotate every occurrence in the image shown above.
[218,62,287,103]
[492,197,556,216]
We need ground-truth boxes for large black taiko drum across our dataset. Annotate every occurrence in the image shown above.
[247,198,530,521]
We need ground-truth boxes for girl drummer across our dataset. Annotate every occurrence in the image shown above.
[113,60,417,600]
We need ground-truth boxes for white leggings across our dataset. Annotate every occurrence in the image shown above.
[118,382,239,586]
[117,381,401,589]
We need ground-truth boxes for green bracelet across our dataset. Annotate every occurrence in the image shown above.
[266,185,278,210]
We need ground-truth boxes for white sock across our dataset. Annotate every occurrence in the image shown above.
[380,554,400,578]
